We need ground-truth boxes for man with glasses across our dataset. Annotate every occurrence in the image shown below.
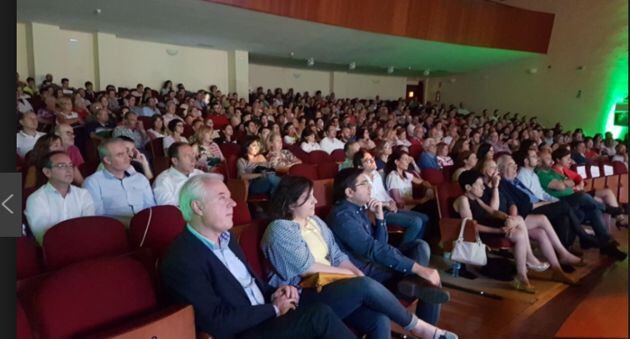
[353,149,430,250]
[25,151,95,244]
[328,168,449,327]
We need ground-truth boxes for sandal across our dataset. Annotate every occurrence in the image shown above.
[512,278,536,294]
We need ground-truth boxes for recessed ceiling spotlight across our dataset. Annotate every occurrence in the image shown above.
[289,51,295,57]
[307,57,315,67]
[408,66,412,70]
[423,69,430,76]
[94,8,101,14]
[68,38,78,43]
[387,66,394,74]
[349,62,356,70]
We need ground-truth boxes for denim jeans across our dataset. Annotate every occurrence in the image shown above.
[362,239,441,325]
[561,192,611,246]
[301,277,416,339]
[249,173,281,195]
[385,210,429,250]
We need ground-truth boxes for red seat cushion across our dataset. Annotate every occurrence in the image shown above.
[129,206,186,257]
[43,216,129,270]
[33,257,157,339]
[330,149,346,162]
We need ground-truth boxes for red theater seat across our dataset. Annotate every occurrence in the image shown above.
[288,163,318,181]
[147,138,165,159]
[313,179,334,218]
[307,150,333,164]
[17,300,33,339]
[317,162,339,179]
[232,222,268,280]
[330,149,346,163]
[17,236,42,281]
[233,200,252,226]
[420,168,445,185]
[32,257,157,339]
[42,216,129,270]
[129,206,186,257]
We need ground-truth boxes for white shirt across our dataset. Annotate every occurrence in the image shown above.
[386,171,414,199]
[152,167,206,206]
[163,135,188,153]
[17,99,33,113]
[367,170,393,203]
[25,183,95,245]
[17,130,45,158]
[300,141,322,153]
[319,137,345,154]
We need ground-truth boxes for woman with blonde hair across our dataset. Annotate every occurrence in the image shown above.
[191,126,224,172]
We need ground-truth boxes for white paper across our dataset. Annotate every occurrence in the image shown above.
[576,166,587,178]
[603,165,614,176]
[590,166,601,178]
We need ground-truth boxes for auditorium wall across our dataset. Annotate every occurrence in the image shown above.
[249,64,407,100]
[427,0,628,137]
[17,22,229,92]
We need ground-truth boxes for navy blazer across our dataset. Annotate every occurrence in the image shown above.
[160,228,276,339]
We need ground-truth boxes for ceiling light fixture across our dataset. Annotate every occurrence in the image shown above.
[349,62,356,70]
[423,69,431,76]
[94,8,101,14]
[307,58,315,67]
[387,66,394,74]
[289,51,295,57]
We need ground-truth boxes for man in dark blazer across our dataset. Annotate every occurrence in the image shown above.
[160,174,354,339]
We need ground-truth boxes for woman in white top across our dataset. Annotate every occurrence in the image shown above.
[163,119,188,153]
[147,114,166,140]
[300,129,322,153]
[385,150,434,209]
[55,96,81,126]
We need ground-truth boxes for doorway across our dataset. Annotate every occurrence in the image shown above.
[406,81,424,103]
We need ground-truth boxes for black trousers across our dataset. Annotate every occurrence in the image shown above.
[239,302,356,339]
[531,200,587,247]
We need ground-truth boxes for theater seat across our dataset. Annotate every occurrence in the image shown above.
[17,236,42,281]
[288,163,318,181]
[231,222,268,280]
[233,200,252,226]
[313,179,334,218]
[129,206,186,257]
[32,257,157,339]
[17,300,33,339]
[330,149,346,163]
[42,216,129,270]
[83,304,196,339]
[317,162,339,179]
[420,168,445,185]
[307,150,333,164]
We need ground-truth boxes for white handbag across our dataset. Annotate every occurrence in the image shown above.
[451,218,487,266]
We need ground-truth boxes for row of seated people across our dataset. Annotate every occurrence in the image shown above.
[17,158,628,337]
[18,169,459,339]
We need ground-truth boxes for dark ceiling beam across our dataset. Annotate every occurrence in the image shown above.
[208,0,554,54]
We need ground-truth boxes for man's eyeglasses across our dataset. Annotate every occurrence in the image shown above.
[353,180,370,189]
[49,163,75,169]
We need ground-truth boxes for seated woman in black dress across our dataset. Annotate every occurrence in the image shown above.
[453,170,546,294]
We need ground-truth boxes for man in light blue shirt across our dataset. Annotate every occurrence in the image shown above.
[515,149,558,202]
[83,138,155,224]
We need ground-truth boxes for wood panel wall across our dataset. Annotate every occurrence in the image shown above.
[209,0,554,53]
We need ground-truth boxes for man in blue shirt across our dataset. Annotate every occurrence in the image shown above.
[328,168,449,326]
[83,138,156,224]
[417,138,440,170]
[160,174,353,338]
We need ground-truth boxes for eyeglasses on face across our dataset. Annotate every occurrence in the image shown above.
[50,163,75,169]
